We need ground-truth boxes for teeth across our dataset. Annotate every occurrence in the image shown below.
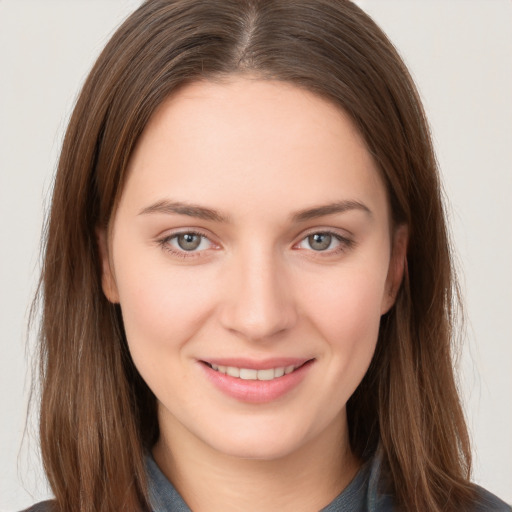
[256,369,275,381]
[210,364,300,380]
[226,366,240,377]
[240,368,258,380]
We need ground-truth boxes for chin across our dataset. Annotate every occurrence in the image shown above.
[199,421,315,461]
[214,439,301,461]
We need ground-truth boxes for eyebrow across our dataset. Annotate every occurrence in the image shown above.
[138,199,371,223]
[291,200,372,222]
[138,200,230,222]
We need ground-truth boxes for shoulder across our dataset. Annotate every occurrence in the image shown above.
[19,500,56,512]
[471,485,511,512]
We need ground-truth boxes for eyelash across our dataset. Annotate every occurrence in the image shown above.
[295,230,354,255]
[157,230,215,259]
[157,229,354,259]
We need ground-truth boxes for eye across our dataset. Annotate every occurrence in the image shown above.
[160,231,214,255]
[173,233,205,251]
[296,231,352,253]
[305,233,334,251]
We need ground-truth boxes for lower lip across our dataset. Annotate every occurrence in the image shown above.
[200,361,314,404]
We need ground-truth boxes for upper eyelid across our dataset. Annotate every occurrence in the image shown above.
[299,225,353,236]
[294,227,353,243]
[159,227,216,243]
[157,229,216,250]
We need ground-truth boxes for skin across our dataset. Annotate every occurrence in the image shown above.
[99,77,407,512]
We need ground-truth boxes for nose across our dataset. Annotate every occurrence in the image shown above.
[219,245,298,341]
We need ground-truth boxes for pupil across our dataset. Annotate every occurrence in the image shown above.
[178,233,201,251]
[309,233,331,251]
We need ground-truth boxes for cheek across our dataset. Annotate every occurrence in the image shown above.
[113,254,218,361]
[303,265,387,376]
[309,264,386,332]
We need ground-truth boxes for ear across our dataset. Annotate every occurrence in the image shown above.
[96,228,120,303]
[381,224,408,314]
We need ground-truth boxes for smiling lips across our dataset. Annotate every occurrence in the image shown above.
[201,358,314,403]
[207,363,300,381]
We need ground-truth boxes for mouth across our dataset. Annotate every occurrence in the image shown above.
[200,358,314,403]
[203,361,308,381]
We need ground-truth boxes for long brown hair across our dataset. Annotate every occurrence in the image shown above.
[36,1,475,510]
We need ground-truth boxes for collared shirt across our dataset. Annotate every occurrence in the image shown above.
[21,452,512,511]
[146,451,392,512]
[146,451,511,512]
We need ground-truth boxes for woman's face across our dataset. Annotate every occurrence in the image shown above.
[100,78,406,460]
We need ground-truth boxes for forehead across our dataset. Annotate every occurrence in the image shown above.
[139,77,365,162]
[119,77,388,223]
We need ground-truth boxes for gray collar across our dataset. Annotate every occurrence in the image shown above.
[145,449,394,512]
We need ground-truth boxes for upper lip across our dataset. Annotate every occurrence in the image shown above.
[201,357,313,370]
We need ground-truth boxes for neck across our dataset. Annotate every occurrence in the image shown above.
[153,410,360,512]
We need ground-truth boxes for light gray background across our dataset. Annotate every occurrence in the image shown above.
[1,0,510,510]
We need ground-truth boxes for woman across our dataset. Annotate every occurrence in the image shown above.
[23,1,511,511]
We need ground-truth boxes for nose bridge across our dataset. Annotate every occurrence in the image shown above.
[220,242,296,340]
